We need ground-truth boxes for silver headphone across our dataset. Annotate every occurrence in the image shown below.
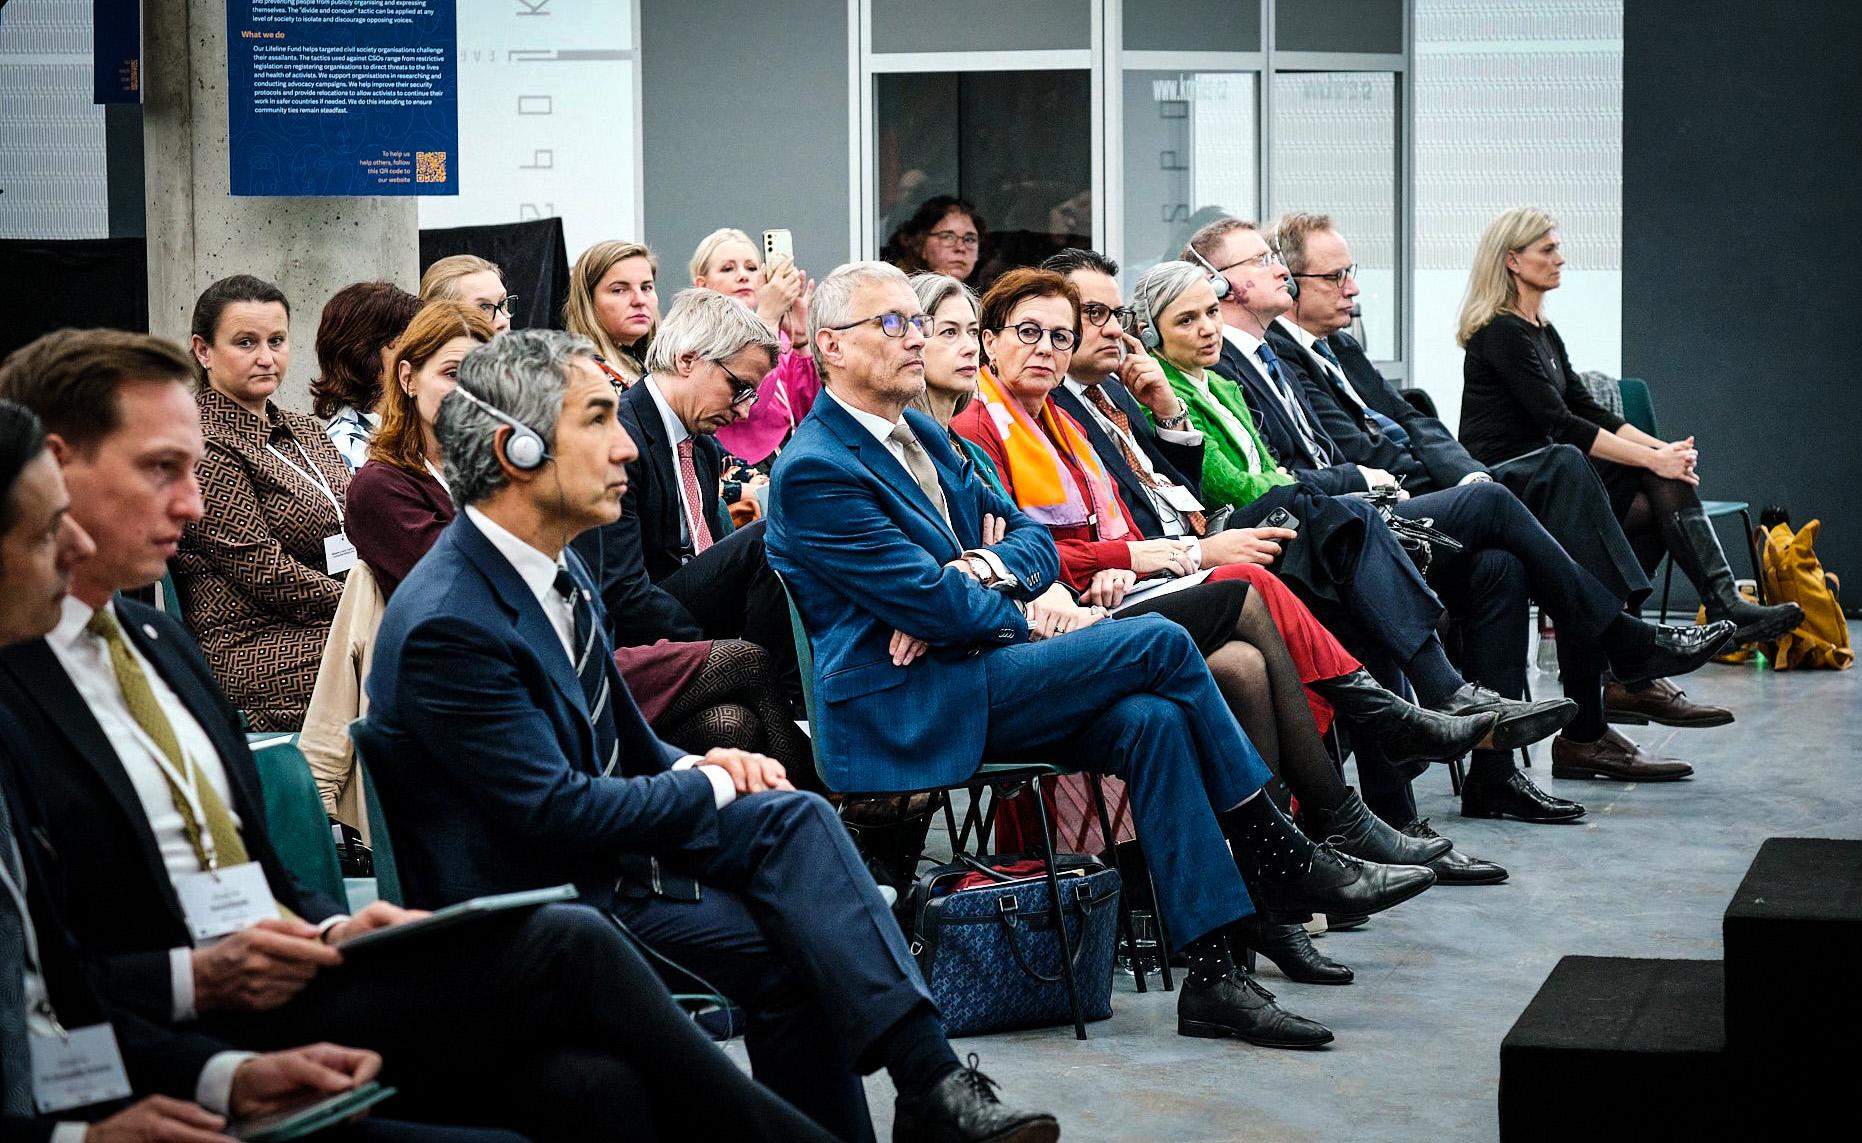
[451,386,551,471]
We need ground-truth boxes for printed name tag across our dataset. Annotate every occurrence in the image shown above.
[1158,484,1204,512]
[324,532,359,576]
[175,861,277,941]
[31,1023,132,1114]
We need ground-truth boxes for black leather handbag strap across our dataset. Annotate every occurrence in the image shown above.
[991,881,1108,984]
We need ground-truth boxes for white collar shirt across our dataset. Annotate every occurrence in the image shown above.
[1062,377,1189,537]
[1275,316,1368,412]
[1223,323,1328,463]
[464,506,575,662]
[824,384,911,466]
[643,376,696,548]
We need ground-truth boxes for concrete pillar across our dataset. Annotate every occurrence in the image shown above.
[142,0,419,412]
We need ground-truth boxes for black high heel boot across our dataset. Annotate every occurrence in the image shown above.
[1662,507,1803,645]
[1233,916,1354,985]
[1308,668,1497,766]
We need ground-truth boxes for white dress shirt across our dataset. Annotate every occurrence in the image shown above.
[642,376,698,551]
[462,507,731,807]
[41,597,258,1110]
[1275,317,1361,401]
[1062,377,1200,538]
[1222,324,1376,490]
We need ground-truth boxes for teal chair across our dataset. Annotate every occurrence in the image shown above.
[346,720,404,907]
[247,733,346,907]
[778,575,1152,1036]
[1617,378,1765,620]
[154,569,184,624]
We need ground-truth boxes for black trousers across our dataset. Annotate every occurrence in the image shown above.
[200,904,836,1143]
[1490,444,1651,609]
[608,791,932,1143]
[662,518,802,700]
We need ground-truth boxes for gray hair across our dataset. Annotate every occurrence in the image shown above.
[1131,261,1210,336]
[1183,216,1257,264]
[644,287,778,376]
[436,328,594,506]
[910,271,979,324]
[808,260,912,379]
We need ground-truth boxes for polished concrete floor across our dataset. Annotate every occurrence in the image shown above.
[746,632,1861,1141]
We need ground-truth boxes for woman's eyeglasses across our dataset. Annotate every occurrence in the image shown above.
[827,312,934,339]
[476,295,517,317]
[997,322,1078,352]
[927,230,980,249]
[1080,303,1134,328]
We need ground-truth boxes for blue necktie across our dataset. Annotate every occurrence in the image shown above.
[0,786,35,1114]
[1312,338,1410,446]
[1255,342,1329,465]
[554,568,620,777]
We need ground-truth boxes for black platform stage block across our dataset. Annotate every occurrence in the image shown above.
[1500,956,1728,1140]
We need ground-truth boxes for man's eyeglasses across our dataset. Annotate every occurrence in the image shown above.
[476,295,517,318]
[1216,252,1282,273]
[828,311,933,339]
[717,361,760,406]
[1291,265,1357,288]
[1080,303,1134,329]
[996,322,1078,352]
[927,230,980,249]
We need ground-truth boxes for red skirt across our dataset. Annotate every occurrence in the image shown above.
[613,639,713,725]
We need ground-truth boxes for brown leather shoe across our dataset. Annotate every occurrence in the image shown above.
[1604,678,1734,728]
[1550,728,1694,782]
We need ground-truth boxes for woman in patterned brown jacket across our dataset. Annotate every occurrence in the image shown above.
[176,275,352,731]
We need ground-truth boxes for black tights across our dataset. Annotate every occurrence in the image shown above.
[654,640,814,790]
[1621,471,1703,574]
[1209,587,1351,813]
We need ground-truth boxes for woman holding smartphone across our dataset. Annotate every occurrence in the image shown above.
[689,227,821,467]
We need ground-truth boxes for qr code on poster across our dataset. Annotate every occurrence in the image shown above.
[416,151,448,183]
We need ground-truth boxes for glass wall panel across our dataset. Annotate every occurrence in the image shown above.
[1122,0,1260,53]
[877,70,1092,285]
[1274,0,1403,54]
[1271,70,1398,360]
[1121,70,1258,278]
[872,0,1090,54]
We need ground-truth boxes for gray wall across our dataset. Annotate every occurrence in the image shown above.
[1624,0,1862,604]
[641,0,851,285]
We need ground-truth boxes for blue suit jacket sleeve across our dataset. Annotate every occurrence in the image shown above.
[774,447,1053,645]
[394,611,717,855]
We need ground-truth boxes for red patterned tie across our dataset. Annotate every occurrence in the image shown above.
[1083,386,1205,536]
[677,438,714,554]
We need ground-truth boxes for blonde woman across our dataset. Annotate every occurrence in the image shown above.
[564,240,659,384]
[1456,207,1801,646]
[418,253,514,334]
[689,227,818,465]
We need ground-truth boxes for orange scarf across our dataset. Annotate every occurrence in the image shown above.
[974,366,1130,540]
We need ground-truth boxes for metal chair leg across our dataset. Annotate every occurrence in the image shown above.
[1145,862,1174,992]
[1030,785,1088,1040]
[1449,757,1465,795]
[1086,775,1145,994]
[1660,558,1675,624]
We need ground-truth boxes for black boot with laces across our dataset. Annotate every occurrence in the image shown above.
[892,1054,1059,1143]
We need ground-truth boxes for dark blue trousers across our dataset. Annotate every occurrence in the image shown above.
[978,614,1273,951]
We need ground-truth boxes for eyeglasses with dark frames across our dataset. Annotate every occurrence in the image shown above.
[927,230,980,249]
[476,295,517,317]
[1080,302,1135,328]
[1290,264,1357,288]
[827,311,934,339]
[717,360,761,406]
[995,321,1078,352]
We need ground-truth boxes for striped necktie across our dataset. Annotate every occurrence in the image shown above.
[0,786,33,1114]
[554,568,620,776]
[1312,338,1410,445]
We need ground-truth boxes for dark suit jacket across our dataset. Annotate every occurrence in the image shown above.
[0,737,232,1136]
[767,399,1058,793]
[367,512,716,909]
[569,381,719,646]
[1216,335,1366,496]
[1049,379,1204,539]
[0,600,344,1023]
[1264,325,1486,493]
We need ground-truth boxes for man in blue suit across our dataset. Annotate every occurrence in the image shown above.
[364,321,1054,1143]
[769,262,1438,1052]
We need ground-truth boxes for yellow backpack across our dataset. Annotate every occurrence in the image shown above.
[1704,520,1852,669]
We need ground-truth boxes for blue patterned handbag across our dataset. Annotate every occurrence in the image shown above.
[909,853,1122,1037]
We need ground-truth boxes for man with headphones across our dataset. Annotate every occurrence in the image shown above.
[364,329,1057,1143]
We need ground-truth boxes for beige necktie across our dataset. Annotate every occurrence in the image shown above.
[888,423,951,528]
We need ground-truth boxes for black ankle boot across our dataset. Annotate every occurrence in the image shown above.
[1252,842,1436,920]
[1233,916,1354,984]
[1300,788,1452,866]
[1661,507,1803,645]
[1308,669,1497,766]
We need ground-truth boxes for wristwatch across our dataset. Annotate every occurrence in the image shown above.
[1156,402,1192,430]
[967,556,994,582]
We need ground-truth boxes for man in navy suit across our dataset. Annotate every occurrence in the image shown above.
[364,326,1055,1143]
[769,261,1440,1052]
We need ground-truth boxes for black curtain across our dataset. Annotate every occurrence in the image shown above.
[0,237,149,359]
[418,217,569,331]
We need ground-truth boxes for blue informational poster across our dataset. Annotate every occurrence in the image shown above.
[93,0,142,104]
[226,0,458,197]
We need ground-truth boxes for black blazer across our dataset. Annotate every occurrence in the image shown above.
[1215,335,1365,496]
[0,598,344,1023]
[570,381,722,646]
[1050,379,1204,539]
[0,739,231,1137]
[1265,325,1486,493]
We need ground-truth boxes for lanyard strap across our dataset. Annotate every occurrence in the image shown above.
[266,440,344,525]
[127,719,218,872]
[0,836,42,981]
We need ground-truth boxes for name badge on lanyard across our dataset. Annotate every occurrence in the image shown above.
[138,730,279,941]
[267,440,352,576]
[31,1024,133,1114]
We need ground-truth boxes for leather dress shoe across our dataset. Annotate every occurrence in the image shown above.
[893,1056,1058,1143]
[1300,788,1452,867]
[1551,728,1694,782]
[1436,683,1576,751]
[1605,619,1736,684]
[1604,678,1734,728]
[1178,967,1335,1048]
[1460,769,1587,823]
[1402,819,1508,884]
[1256,842,1436,921]
[1233,916,1354,984]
